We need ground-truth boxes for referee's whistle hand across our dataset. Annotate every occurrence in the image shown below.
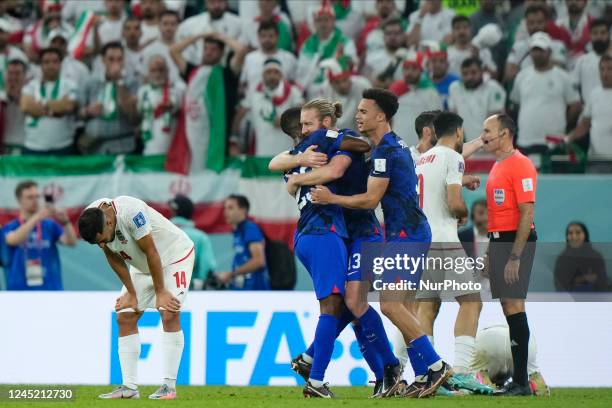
[504,259,521,285]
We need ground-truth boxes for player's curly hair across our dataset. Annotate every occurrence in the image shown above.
[78,208,105,245]
[302,98,343,126]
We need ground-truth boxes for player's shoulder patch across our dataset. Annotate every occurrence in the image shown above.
[522,178,534,192]
[132,211,147,228]
[374,158,386,172]
[458,160,465,174]
[325,129,339,139]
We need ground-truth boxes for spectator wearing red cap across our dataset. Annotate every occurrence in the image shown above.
[389,51,443,145]
[425,45,459,109]
[318,56,371,130]
[233,58,303,157]
[296,0,357,97]
[363,17,409,89]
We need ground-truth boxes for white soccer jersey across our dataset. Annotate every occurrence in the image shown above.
[87,196,193,274]
[415,145,464,243]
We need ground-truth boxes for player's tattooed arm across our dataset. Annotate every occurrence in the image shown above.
[286,155,352,195]
[311,176,388,209]
[268,145,328,172]
[136,234,181,312]
[462,137,484,159]
[340,136,371,153]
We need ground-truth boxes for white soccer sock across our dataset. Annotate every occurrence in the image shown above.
[427,335,434,347]
[302,353,314,364]
[118,333,140,390]
[309,379,324,387]
[162,330,184,389]
[454,335,476,375]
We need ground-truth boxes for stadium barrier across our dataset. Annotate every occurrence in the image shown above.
[1,292,611,387]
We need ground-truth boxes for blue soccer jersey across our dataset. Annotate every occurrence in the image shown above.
[370,132,429,241]
[289,128,348,240]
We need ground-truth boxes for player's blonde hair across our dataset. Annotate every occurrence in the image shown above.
[302,98,343,126]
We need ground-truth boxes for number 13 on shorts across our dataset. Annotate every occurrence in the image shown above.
[173,271,187,288]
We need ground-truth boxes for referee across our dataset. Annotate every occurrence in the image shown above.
[481,114,537,397]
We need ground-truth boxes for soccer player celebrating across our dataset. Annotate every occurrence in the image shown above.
[414,112,492,395]
[311,88,452,398]
[273,105,398,398]
[78,196,195,400]
[268,99,370,398]
[481,114,538,396]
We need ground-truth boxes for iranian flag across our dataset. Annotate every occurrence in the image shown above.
[68,11,96,60]
[0,156,298,246]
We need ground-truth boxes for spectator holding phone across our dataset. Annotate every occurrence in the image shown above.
[1,180,77,290]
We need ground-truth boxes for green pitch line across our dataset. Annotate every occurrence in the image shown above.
[1,386,612,407]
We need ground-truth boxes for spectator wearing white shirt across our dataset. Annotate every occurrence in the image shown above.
[296,2,357,98]
[139,0,163,47]
[20,48,78,155]
[240,0,294,53]
[240,21,297,93]
[142,10,183,84]
[0,19,29,100]
[45,28,91,87]
[176,0,242,66]
[388,51,443,145]
[447,15,497,78]
[449,58,506,142]
[233,58,303,157]
[569,55,612,167]
[363,17,409,89]
[510,32,581,155]
[91,0,127,51]
[137,55,185,155]
[571,19,611,105]
[361,0,404,57]
[505,5,569,84]
[2,60,27,154]
[406,0,454,48]
[319,56,371,130]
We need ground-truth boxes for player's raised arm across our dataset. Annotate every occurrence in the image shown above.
[311,175,388,210]
[462,137,484,159]
[268,145,328,172]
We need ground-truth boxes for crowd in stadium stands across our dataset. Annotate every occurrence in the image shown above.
[0,0,609,172]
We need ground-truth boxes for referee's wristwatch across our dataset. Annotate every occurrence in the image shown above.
[509,253,521,262]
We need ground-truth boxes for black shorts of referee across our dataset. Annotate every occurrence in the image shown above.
[488,230,537,299]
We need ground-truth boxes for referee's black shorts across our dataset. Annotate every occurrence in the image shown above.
[488,230,537,299]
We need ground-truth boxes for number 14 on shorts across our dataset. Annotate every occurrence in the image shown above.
[173,271,187,288]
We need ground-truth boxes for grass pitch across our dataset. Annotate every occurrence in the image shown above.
[1,386,611,407]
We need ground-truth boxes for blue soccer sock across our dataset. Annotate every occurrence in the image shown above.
[352,323,384,381]
[357,306,400,367]
[407,346,428,380]
[309,314,338,382]
[410,335,442,370]
[304,308,354,360]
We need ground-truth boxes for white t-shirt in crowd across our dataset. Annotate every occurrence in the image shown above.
[319,75,372,130]
[583,86,612,156]
[86,15,126,47]
[415,145,464,242]
[571,51,606,104]
[242,81,303,156]
[363,48,408,84]
[240,49,297,92]
[140,21,160,46]
[448,78,506,141]
[142,40,182,84]
[510,65,580,147]
[447,45,497,76]
[86,196,194,274]
[176,11,242,65]
[394,87,443,146]
[22,77,78,151]
[408,8,455,43]
[507,38,568,69]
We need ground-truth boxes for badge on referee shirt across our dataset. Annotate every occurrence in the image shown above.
[494,189,505,205]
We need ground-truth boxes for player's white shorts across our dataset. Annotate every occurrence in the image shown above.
[416,245,481,300]
[118,247,195,312]
[474,324,538,380]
